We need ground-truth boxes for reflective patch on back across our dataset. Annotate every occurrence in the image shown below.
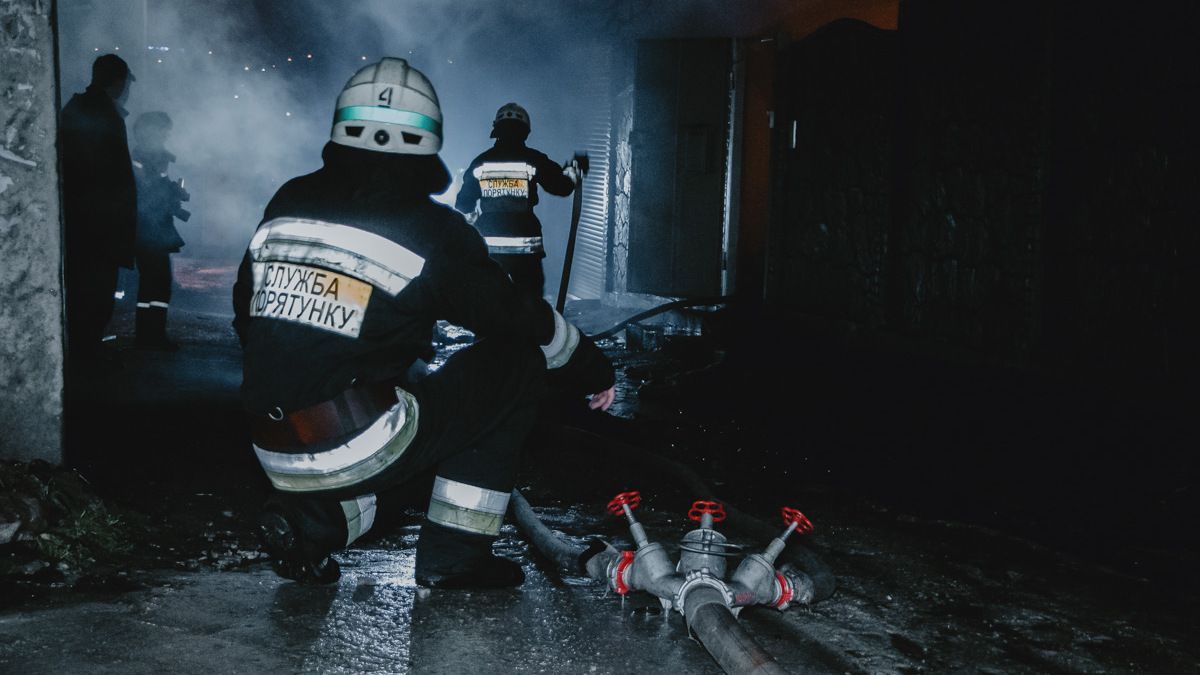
[250,261,372,338]
[476,162,536,200]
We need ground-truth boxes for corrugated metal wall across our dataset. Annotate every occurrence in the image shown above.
[568,54,612,300]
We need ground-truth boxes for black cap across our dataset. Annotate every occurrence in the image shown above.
[92,53,135,87]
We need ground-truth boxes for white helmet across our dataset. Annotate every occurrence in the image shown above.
[331,57,442,155]
[493,102,530,132]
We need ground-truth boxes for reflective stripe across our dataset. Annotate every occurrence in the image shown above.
[334,106,442,138]
[137,301,168,309]
[136,302,151,309]
[249,218,425,296]
[253,388,420,492]
[427,476,510,536]
[341,493,377,546]
[541,310,580,370]
[473,162,537,180]
[485,235,543,255]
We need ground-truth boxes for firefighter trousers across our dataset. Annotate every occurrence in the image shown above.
[268,336,546,553]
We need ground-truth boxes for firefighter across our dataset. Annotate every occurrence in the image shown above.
[59,54,137,365]
[131,111,189,351]
[232,58,616,589]
[454,103,579,300]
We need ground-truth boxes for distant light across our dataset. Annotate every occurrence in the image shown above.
[306,53,313,59]
[157,58,163,63]
[447,59,454,64]
[114,46,120,50]
[94,47,99,51]
[287,57,293,62]
[261,67,266,72]
[361,56,367,60]
[208,50,214,55]
[285,112,291,117]
[233,94,239,99]
[243,66,250,71]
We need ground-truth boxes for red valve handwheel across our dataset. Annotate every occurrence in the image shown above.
[687,500,727,523]
[607,491,642,516]
[780,507,814,535]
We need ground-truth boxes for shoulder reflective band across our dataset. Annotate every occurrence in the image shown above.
[341,493,377,546]
[253,388,419,493]
[485,235,543,255]
[427,476,510,536]
[473,162,537,180]
[250,218,425,296]
[541,309,580,370]
[334,106,442,139]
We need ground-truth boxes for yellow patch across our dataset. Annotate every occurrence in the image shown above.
[250,261,373,338]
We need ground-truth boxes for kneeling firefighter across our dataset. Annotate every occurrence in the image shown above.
[454,102,579,300]
[232,58,615,588]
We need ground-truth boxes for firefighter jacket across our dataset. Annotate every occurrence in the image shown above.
[59,85,137,267]
[453,139,575,258]
[232,143,613,493]
[132,147,186,253]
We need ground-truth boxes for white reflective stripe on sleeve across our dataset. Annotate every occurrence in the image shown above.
[253,389,420,492]
[249,218,425,296]
[484,235,543,254]
[541,310,580,370]
[341,493,377,546]
[149,301,169,309]
[427,476,511,536]
[136,303,151,309]
[473,162,537,179]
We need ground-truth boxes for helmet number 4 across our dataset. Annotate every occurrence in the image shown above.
[378,87,393,107]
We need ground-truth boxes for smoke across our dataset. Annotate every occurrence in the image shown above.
[56,0,792,309]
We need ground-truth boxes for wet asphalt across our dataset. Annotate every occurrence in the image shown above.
[1,284,1197,673]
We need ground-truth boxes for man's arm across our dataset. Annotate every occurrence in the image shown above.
[454,160,482,215]
[425,210,614,395]
[534,151,576,197]
[231,250,254,346]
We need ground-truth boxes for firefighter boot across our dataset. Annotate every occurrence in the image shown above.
[414,521,525,589]
[135,306,179,351]
[256,498,341,585]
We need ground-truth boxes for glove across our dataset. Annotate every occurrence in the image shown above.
[562,164,581,185]
[547,331,614,397]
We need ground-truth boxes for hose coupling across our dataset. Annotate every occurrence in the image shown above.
[674,569,734,616]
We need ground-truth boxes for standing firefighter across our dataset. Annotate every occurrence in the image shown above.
[131,111,189,350]
[59,54,137,364]
[454,103,579,299]
[233,58,615,588]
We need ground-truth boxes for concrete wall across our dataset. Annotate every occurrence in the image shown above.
[0,0,65,463]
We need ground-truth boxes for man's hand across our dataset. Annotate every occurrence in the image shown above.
[588,386,615,411]
[563,164,581,185]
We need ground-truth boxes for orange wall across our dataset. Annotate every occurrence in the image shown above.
[736,0,898,299]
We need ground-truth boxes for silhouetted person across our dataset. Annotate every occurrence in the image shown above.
[131,111,189,351]
[455,103,579,300]
[60,54,137,365]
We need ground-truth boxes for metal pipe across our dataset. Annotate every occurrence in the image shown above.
[552,423,836,602]
[513,489,796,675]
